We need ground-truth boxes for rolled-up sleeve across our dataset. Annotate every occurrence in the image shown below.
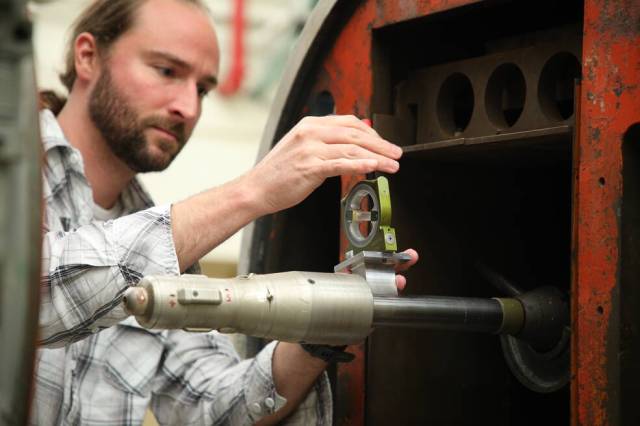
[150,332,333,425]
[39,205,180,347]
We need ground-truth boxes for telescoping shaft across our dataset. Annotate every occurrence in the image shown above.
[123,272,526,345]
[372,296,524,335]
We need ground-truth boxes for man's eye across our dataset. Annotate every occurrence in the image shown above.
[197,85,210,98]
[155,66,175,78]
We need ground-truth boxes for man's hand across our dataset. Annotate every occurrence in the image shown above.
[395,248,419,291]
[241,115,403,216]
[172,115,403,272]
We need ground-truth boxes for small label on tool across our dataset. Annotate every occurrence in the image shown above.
[177,288,222,305]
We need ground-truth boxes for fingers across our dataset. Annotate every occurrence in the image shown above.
[307,114,380,137]
[298,123,402,160]
[395,274,407,291]
[395,248,419,272]
[321,158,379,177]
[395,249,418,291]
[322,144,400,173]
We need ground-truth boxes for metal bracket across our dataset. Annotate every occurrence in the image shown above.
[334,251,411,297]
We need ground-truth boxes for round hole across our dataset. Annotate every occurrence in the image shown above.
[307,279,315,285]
[193,290,199,297]
[359,193,375,239]
[485,63,527,129]
[597,305,604,315]
[309,90,335,116]
[437,73,474,137]
[538,52,581,122]
[344,184,381,248]
[598,177,606,187]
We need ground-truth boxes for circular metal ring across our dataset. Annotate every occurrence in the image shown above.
[344,183,380,248]
[500,325,571,393]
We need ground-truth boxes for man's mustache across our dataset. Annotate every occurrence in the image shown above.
[142,116,186,145]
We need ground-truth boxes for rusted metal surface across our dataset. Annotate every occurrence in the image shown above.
[245,0,639,424]
[373,0,483,28]
[574,1,640,425]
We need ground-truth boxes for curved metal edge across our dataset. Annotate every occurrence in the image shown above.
[0,5,43,422]
[238,0,341,275]
[500,330,570,394]
[343,181,380,248]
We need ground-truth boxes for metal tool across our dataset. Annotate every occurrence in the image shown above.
[122,175,569,392]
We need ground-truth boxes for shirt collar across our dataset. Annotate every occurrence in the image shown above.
[40,109,155,212]
[40,109,73,153]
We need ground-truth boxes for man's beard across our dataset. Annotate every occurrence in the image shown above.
[88,68,187,173]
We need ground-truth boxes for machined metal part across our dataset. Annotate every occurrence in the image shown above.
[372,296,510,333]
[341,176,397,253]
[501,328,571,394]
[478,262,571,393]
[334,250,411,297]
[374,27,582,149]
[500,286,571,393]
[124,270,530,342]
[493,297,525,336]
[124,272,374,346]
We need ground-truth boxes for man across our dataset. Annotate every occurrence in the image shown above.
[34,0,417,424]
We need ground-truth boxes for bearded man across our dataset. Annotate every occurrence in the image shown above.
[34,0,417,424]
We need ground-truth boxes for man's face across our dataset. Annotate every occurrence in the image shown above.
[88,0,220,172]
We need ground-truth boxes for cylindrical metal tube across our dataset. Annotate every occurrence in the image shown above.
[123,272,374,345]
[373,296,511,333]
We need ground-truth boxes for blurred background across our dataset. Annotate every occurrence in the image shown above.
[29,0,317,277]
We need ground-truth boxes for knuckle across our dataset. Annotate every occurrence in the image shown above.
[347,130,362,142]
[297,145,312,159]
[294,123,311,140]
[347,145,362,158]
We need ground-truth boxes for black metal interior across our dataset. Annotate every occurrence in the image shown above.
[621,122,640,426]
[365,157,571,425]
[365,0,581,424]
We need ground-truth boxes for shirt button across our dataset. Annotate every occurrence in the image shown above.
[250,402,262,415]
[264,397,275,409]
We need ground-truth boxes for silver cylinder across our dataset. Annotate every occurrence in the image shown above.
[124,272,374,345]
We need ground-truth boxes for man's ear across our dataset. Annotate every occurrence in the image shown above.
[74,32,101,84]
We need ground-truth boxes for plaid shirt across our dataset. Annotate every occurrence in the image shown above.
[31,110,331,425]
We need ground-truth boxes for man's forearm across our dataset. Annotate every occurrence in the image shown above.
[256,342,328,426]
[171,175,264,272]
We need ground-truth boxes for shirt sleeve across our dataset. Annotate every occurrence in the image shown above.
[150,332,333,425]
[39,205,180,347]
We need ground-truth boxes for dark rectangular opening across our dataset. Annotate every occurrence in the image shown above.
[621,123,640,426]
[367,0,581,423]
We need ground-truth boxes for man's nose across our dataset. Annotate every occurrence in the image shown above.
[168,82,199,122]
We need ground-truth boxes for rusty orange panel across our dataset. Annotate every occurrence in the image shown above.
[574,0,640,425]
[373,0,483,28]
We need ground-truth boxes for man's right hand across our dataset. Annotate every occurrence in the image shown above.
[172,115,402,271]
[240,114,403,216]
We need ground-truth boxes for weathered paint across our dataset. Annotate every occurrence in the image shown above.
[321,3,376,423]
[302,0,639,424]
[575,1,640,425]
[373,0,483,28]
